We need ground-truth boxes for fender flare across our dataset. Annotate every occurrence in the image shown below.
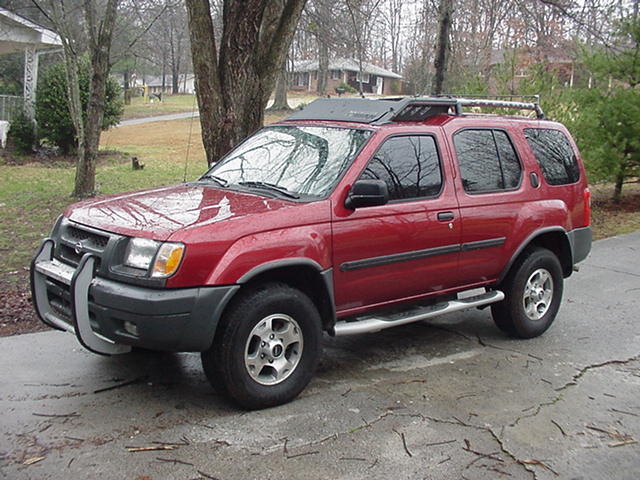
[498,227,571,283]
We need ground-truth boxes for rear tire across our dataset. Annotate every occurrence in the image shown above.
[201,283,322,409]
[491,247,563,338]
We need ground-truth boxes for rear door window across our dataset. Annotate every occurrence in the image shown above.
[524,128,580,185]
[453,129,522,193]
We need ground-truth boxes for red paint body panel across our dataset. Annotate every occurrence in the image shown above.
[66,184,292,241]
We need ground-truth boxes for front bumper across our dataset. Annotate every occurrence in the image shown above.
[30,238,238,355]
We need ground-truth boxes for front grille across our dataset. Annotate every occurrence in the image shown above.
[64,225,109,250]
[55,221,112,267]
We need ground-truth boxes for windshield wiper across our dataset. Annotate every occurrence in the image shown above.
[200,174,229,187]
[238,181,300,199]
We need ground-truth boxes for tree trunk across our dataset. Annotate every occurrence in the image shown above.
[432,0,453,95]
[73,0,120,198]
[172,71,180,94]
[269,59,291,110]
[186,0,223,166]
[123,68,132,105]
[613,170,625,203]
[187,0,306,166]
[317,40,328,95]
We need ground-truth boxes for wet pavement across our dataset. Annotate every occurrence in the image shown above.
[1,232,639,479]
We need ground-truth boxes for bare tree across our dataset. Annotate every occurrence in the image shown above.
[432,0,454,94]
[186,0,306,165]
[34,0,120,197]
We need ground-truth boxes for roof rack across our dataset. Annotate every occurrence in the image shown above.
[284,95,545,125]
[434,94,545,119]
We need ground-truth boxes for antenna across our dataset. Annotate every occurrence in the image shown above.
[183,94,198,182]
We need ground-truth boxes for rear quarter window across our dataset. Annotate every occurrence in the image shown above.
[524,128,580,185]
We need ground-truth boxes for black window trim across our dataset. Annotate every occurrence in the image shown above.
[354,132,446,204]
[452,126,524,196]
[523,127,581,186]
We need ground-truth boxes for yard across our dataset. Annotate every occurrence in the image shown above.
[120,94,199,121]
[1,105,639,336]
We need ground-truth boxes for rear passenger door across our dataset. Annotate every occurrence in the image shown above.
[448,128,528,284]
[332,134,461,315]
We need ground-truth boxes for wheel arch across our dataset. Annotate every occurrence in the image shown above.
[236,259,336,332]
[499,227,573,283]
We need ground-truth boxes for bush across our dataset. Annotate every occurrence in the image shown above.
[8,110,36,153]
[336,82,357,94]
[36,60,123,153]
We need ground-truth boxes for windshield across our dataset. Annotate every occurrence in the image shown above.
[201,125,371,198]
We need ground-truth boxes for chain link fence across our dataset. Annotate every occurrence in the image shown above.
[0,95,24,122]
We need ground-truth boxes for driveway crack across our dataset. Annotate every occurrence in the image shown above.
[508,354,640,430]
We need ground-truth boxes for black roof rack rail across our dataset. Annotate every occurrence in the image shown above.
[284,95,544,124]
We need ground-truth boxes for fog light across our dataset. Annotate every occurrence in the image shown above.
[124,321,138,336]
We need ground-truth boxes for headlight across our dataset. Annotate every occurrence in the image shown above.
[124,238,159,270]
[151,242,185,278]
[123,238,185,278]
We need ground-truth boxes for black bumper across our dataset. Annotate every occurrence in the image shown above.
[568,226,592,265]
[31,238,239,354]
[90,277,238,352]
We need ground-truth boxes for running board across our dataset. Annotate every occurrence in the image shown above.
[333,290,504,336]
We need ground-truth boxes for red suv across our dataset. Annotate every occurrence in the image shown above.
[31,96,592,409]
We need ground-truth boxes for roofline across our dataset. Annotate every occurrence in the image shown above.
[0,7,61,46]
[293,58,402,79]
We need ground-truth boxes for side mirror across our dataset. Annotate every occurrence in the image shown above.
[345,179,389,209]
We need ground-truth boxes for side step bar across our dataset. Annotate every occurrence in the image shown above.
[333,290,504,336]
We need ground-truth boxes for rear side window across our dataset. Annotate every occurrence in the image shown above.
[360,135,442,201]
[454,129,522,193]
[524,128,580,185]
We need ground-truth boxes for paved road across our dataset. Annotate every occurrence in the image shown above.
[116,98,310,127]
[1,233,639,479]
[118,111,200,127]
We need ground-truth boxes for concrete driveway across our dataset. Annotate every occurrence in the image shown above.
[1,233,639,480]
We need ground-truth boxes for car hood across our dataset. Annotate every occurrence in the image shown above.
[66,183,294,241]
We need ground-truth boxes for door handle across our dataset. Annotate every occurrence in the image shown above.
[437,211,454,221]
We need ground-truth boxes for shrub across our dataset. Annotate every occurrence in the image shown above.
[36,60,123,153]
[8,110,36,153]
[336,82,357,94]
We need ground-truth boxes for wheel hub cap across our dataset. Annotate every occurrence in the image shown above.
[244,313,303,386]
[523,268,554,321]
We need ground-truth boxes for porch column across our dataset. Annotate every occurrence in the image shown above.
[23,45,38,119]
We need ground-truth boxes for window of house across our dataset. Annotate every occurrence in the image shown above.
[359,135,443,201]
[524,128,580,185]
[331,70,342,80]
[356,72,370,83]
[454,129,522,193]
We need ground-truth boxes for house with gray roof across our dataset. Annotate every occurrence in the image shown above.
[292,58,402,95]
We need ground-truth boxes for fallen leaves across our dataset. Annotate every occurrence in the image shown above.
[126,445,179,453]
[586,424,637,448]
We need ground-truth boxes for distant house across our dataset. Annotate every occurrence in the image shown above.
[489,47,581,88]
[143,74,196,95]
[292,58,402,95]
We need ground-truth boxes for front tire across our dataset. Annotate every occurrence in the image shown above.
[201,283,322,409]
[491,247,563,338]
